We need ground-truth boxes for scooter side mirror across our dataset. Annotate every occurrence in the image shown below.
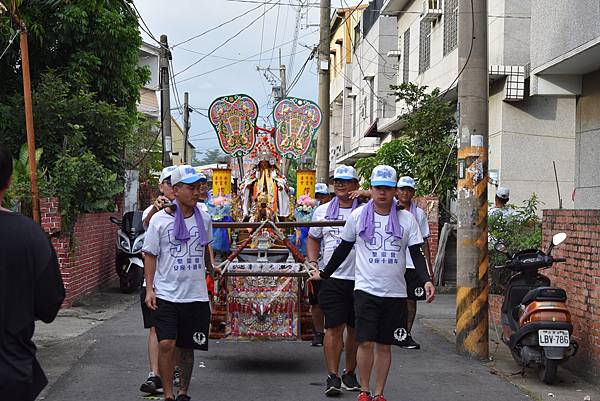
[110,216,122,226]
[547,232,567,255]
[552,232,567,246]
[495,242,508,254]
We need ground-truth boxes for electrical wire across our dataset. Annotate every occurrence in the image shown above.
[225,0,532,19]
[440,0,474,98]
[269,0,282,67]
[0,29,19,61]
[172,1,274,48]
[174,0,280,78]
[176,30,316,83]
[286,46,315,94]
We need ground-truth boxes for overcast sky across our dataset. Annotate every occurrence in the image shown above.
[134,0,361,157]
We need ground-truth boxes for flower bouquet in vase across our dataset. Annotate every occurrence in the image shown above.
[294,194,318,255]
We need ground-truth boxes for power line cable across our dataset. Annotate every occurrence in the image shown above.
[174,0,280,78]
[176,31,316,83]
[0,29,19,61]
[172,1,272,48]
[440,0,474,98]
[269,0,282,67]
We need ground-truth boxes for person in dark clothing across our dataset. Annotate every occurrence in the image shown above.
[0,146,65,401]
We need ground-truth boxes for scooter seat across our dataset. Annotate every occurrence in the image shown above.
[521,287,567,306]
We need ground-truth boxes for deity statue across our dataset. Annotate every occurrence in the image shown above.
[239,133,290,220]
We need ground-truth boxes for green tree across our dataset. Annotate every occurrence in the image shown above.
[193,148,228,166]
[0,0,149,172]
[355,83,457,210]
[0,0,150,221]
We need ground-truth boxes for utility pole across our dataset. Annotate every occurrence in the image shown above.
[316,0,330,182]
[279,48,287,100]
[159,34,172,167]
[455,0,489,360]
[9,2,40,223]
[183,92,190,164]
[279,48,291,175]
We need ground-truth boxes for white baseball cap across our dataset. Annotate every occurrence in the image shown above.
[315,183,329,195]
[397,176,416,189]
[170,165,204,186]
[496,186,510,200]
[159,166,177,184]
[333,165,359,181]
[370,165,397,187]
[197,172,208,182]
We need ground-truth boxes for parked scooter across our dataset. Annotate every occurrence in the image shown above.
[110,211,145,293]
[496,232,578,384]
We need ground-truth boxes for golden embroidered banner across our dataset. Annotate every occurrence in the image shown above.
[296,170,316,198]
[212,168,232,196]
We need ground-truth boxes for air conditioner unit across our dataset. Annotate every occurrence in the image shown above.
[421,0,443,21]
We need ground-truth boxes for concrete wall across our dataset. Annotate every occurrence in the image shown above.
[575,70,600,208]
[530,0,600,71]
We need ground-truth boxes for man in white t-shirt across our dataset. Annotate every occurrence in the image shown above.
[311,165,435,401]
[306,182,331,347]
[143,165,215,401]
[139,165,177,395]
[307,165,361,395]
[396,176,432,350]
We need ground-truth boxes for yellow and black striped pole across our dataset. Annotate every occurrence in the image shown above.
[456,0,489,360]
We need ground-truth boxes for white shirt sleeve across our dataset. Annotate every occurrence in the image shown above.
[417,208,430,239]
[405,211,424,248]
[142,213,162,256]
[340,209,359,243]
[308,204,325,239]
[142,204,155,230]
[205,212,214,242]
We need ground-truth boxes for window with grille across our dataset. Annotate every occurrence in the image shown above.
[403,29,410,83]
[443,0,458,55]
[419,20,431,74]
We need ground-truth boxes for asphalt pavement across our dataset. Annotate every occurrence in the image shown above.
[33,285,598,401]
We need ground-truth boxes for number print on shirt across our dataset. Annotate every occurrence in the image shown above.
[167,227,205,258]
[365,222,401,265]
[188,226,205,257]
[324,215,343,244]
[168,229,187,258]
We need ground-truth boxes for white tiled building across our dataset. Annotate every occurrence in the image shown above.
[377,0,576,209]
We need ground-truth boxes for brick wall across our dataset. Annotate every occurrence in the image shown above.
[542,209,600,380]
[415,196,440,263]
[40,197,120,307]
[488,294,502,329]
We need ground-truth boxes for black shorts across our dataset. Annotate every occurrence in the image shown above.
[308,280,322,305]
[354,290,408,346]
[318,277,355,329]
[140,287,155,329]
[153,297,211,350]
[405,269,426,301]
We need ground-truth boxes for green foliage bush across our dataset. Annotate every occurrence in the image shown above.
[0,1,155,227]
[49,151,122,230]
[355,83,457,213]
[488,194,543,294]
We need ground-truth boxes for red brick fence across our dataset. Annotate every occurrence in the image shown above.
[488,209,600,382]
[40,197,120,307]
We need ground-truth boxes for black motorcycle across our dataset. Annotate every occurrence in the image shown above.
[110,211,145,293]
[496,233,578,384]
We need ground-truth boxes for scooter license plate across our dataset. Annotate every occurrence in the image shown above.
[538,329,570,347]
